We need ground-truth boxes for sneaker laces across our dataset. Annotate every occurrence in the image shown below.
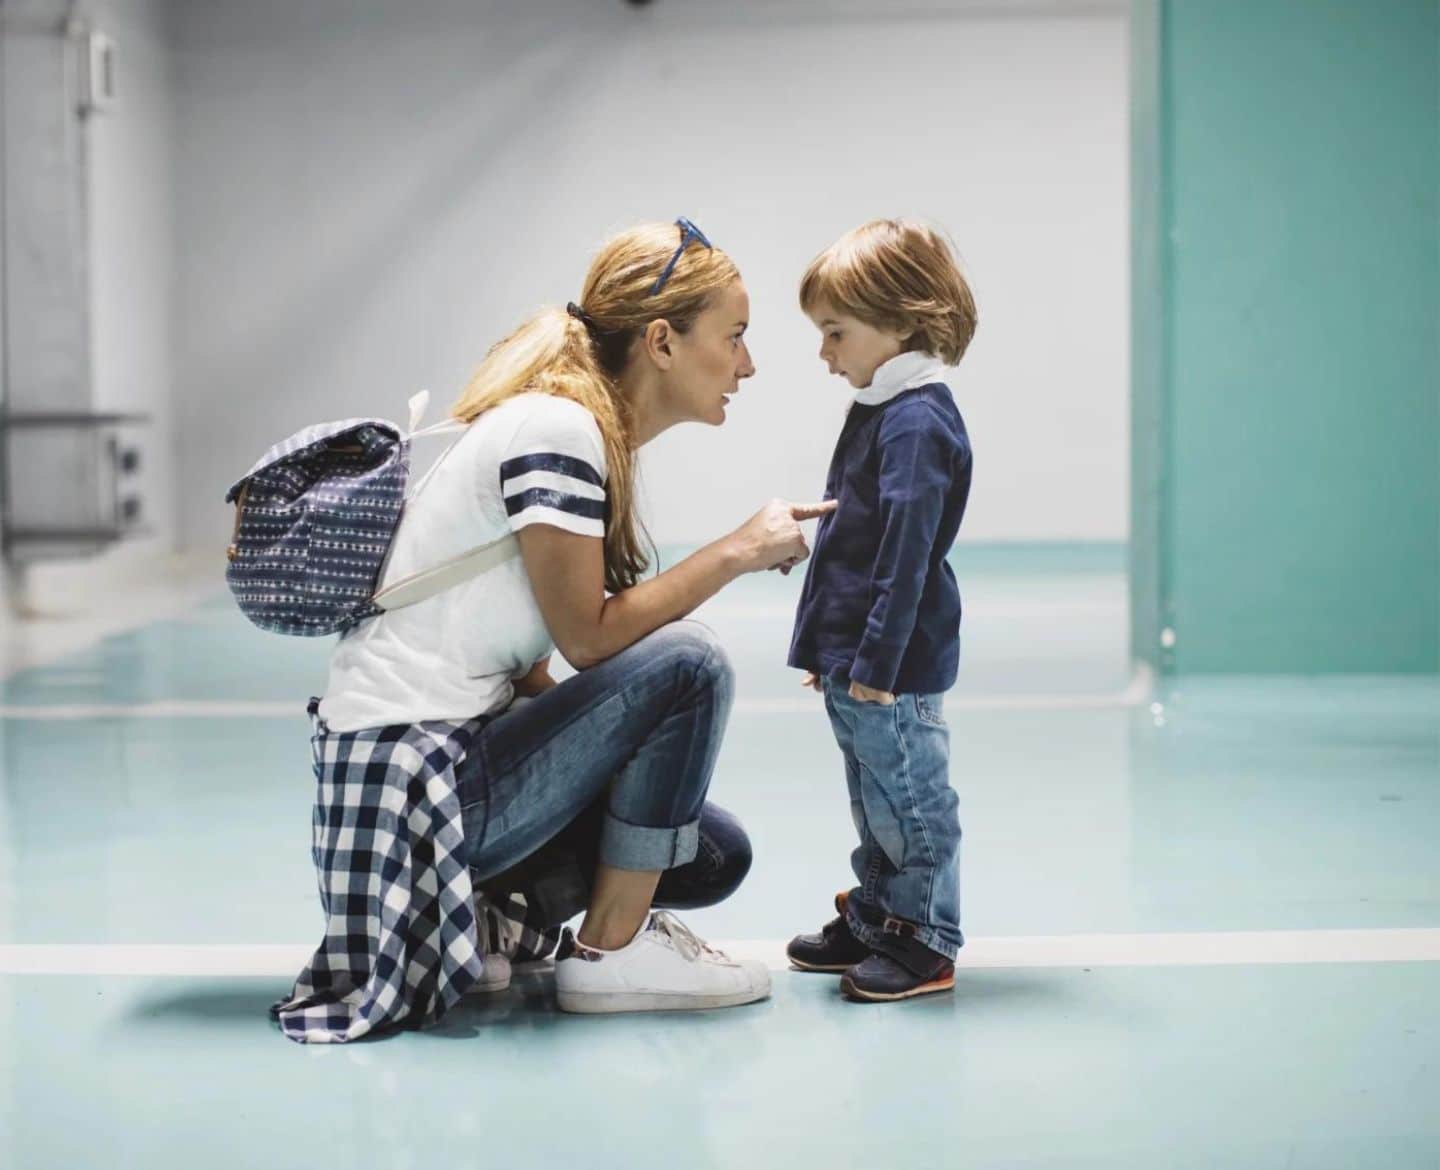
[648,910,730,964]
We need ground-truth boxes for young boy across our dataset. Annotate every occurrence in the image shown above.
[786,219,976,1002]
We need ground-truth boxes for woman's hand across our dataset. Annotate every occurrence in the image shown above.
[848,679,895,705]
[516,497,837,673]
[801,671,822,692]
[512,655,557,698]
[732,498,838,574]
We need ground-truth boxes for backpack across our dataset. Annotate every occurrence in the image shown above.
[224,392,518,636]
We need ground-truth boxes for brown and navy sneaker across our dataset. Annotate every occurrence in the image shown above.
[840,925,955,1002]
[786,892,875,973]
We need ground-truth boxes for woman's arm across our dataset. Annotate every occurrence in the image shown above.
[520,498,836,671]
[512,655,556,697]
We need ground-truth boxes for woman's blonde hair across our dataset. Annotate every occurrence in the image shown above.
[798,219,977,364]
[451,222,740,592]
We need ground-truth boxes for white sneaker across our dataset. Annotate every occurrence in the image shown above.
[554,911,772,1014]
[467,891,521,994]
[469,951,512,994]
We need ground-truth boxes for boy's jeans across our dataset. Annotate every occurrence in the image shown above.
[823,676,963,960]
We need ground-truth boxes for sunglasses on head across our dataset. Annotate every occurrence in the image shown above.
[649,217,713,297]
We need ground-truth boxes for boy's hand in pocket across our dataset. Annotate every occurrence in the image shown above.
[849,679,895,705]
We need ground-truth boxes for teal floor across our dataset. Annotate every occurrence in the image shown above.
[1,555,1437,1168]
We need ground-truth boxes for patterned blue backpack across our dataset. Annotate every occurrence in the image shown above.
[225,393,517,636]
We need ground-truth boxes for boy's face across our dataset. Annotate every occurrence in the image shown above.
[807,302,909,390]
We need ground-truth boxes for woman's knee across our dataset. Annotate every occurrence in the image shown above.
[702,802,753,900]
[652,802,753,911]
[650,620,734,697]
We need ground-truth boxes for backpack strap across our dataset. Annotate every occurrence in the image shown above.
[405,389,467,441]
[363,389,518,614]
[369,533,520,613]
[407,390,435,433]
[403,389,469,502]
[355,390,529,615]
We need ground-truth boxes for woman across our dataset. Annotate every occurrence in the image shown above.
[285,219,832,1035]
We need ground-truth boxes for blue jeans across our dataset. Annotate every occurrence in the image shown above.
[456,621,739,918]
[823,677,963,959]
[479,800,753,926]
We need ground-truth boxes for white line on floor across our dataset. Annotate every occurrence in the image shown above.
[3,927,1436,977]
[0,670,1152,721]
[694,601,1126,621]
[0,700,302,720]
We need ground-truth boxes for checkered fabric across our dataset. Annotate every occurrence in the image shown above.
[271,702,553,1043]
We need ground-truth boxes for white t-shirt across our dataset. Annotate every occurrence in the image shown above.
[318,392,607,732]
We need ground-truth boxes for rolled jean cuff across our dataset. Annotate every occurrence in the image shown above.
[599,812,701,872]
[845,907,962,963]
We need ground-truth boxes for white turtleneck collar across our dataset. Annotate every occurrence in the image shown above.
[852,351,950,406]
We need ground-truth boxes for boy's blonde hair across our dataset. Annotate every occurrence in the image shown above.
[452,222,740,593]
[799,219,977,364]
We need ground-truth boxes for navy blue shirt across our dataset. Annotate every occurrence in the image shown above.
[787,384,972,695]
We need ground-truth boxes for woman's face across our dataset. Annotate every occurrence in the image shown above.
[665,279,756,426]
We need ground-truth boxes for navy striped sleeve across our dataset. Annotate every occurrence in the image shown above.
[499,452,603,488]
[499,451,606,537]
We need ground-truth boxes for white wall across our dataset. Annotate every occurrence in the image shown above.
[173,0,1129,553]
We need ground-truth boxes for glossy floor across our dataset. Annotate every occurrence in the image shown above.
[1,554,1435,1168]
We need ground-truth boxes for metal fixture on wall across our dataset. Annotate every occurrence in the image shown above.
[0,1,150,607]
[0,411,148,560]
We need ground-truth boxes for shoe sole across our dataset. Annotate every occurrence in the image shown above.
[787,956,853,973]
[839,973,956,1002]
[556,986,771,1014]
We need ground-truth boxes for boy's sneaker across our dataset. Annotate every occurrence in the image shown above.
[554,910,771,1014]
[786,892,874,972]
[840,947,955,1003]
